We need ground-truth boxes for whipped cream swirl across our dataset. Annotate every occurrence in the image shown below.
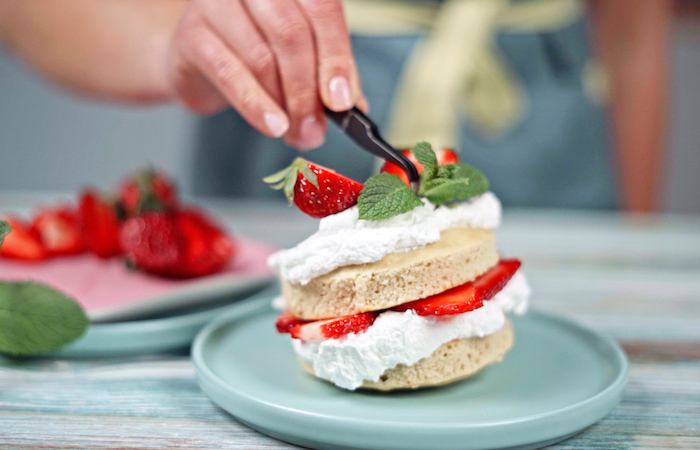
[268,192,501,285]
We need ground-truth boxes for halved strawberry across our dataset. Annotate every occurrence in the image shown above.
[382,149,459,185]
[264,158,363,219]
[78,189,122,258]
[0,216,48,261]
[393,259,522,316]
[474,259,521,301]
[31,207,84,256]
[119,168,178,217]
[290,312,378,342]
[393,283,483,316]
[276,311,308,333]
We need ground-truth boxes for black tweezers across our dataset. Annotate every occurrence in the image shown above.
[325,107,420,194]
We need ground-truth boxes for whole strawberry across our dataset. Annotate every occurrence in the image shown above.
[119,212,180,274]
[119,168,178,217]
[120,208,234,278]
[264,158,363,219]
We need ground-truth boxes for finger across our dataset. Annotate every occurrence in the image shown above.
[167,50,230,115]
[244,0,326,150]
[296,0,364,112]
[199,0,284,106]
[179,21,289,137]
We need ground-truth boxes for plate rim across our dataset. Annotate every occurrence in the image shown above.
[192,298,629,448]
[55,285,277,357]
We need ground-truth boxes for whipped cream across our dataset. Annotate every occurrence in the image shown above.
[268,192,501,285]
[293,271,530,390]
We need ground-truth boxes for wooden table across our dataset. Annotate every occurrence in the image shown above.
[1,194,700,449]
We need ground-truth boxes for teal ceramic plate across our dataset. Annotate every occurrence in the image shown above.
[56,286,275,357]
[193,298,628,450]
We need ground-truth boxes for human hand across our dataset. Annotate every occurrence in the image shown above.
[166,0,366,150]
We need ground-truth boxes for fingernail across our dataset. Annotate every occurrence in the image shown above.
[264,111,289,137]
[298,116,325,150]
[329,76,353,110]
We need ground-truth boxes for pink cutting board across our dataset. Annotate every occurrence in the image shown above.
[0,237,278,322]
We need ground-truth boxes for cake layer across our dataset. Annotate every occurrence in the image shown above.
[300,319,513,391]
[282,227,499,320]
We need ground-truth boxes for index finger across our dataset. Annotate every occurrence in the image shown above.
[296,0,365,112]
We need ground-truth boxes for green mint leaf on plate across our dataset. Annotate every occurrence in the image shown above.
[0,220,10,249]
[358,173,423,221]
[411,142,438,183]
[0,282,89,357]
[421,163,488,205]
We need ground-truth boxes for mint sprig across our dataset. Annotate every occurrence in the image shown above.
[420,163,488,205]
[263,157,319,204]
[358,173,424,221]
[411,142,438,183]
[0,282,89,357]
[358,142,489,220]
[0,220,10,249]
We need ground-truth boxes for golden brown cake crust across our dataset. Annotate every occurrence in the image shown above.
[282,228,499,320]
[299,319,514,391]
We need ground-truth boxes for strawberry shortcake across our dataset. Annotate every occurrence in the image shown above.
[265,143,530,391]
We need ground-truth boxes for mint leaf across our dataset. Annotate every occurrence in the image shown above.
[421,163,488,205]
[411,142,438,182]
[453,164,489,194]
[0,221,10,250]
[0,282,89,357]
[358,173,423,221]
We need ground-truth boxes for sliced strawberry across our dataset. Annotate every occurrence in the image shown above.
[120,208,234,278]
[31,207,84,256]
[0,216,48,261]
[473,259,521,301]
[276,311,308,334]
[393,283,483,316]
[382,149,459,185]
[393,259,522,316]
[264,158,363,219]
[119,168,178,216]
[78,189,122,258]
[290,312,378,342]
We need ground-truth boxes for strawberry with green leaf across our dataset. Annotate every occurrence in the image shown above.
[264,158,364,219]
[119,167,178,216]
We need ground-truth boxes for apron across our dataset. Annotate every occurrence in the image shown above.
[191,0,617,210]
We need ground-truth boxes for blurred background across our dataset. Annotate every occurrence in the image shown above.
[0,0,697,213]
